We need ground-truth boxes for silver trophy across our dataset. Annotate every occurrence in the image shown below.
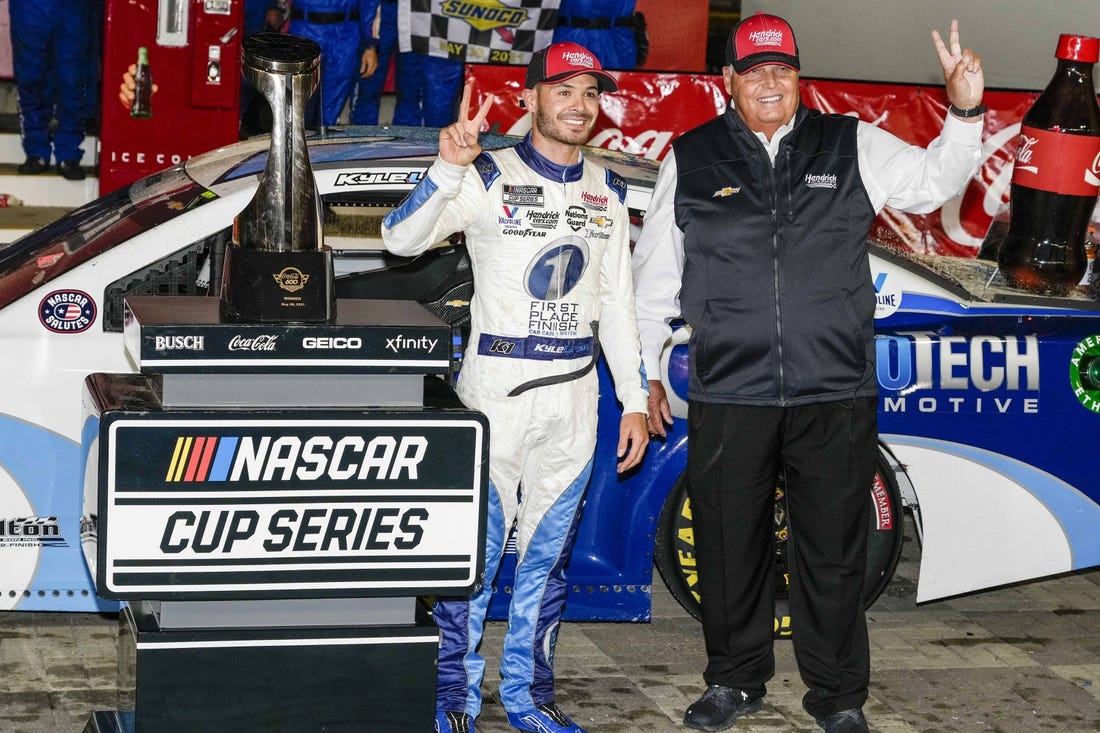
[220,33,335,322]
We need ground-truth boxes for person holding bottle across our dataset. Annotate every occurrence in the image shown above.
[632,14,985,733]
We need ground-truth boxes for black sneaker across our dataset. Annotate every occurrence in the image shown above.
[683,685,763,731]
[815,708,869,733]
[17,156,48,175]
[57,160,86,181]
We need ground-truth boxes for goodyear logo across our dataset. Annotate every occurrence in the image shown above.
[165,434,427,483]
[441,0,527,31]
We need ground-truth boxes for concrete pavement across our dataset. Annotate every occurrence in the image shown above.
[2,516,1099,732]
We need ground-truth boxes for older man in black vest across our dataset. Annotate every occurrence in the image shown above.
[632,13,986,733]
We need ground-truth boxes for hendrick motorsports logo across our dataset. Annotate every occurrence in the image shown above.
[0,516,67,548]
[1069,335,1100,414]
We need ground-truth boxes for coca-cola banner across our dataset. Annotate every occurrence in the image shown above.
[467,65,1046,257]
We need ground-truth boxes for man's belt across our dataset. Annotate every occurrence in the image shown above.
[478,333,594,361]
[556,15,635,30]
[289,7,360,24]
[477,326,601,396]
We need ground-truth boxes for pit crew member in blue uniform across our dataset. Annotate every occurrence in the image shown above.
[383,42,648,733]
[390,49,464,127]
[553,0,645,70]
[288,0,380,126]
[351,0,396,125]
[10,0,90,180]
[632,15,985,733]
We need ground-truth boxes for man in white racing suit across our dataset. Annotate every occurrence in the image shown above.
[382,42,649,733]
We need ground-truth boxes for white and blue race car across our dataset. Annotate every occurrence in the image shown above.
[2,129,1098,628]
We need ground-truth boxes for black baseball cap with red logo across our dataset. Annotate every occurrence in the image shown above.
[725,12,800,74]
[525,42,618,93]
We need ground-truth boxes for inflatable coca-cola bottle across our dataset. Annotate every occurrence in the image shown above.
[998,34,1100,295]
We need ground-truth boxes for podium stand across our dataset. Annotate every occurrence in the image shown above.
[81,296,488,732]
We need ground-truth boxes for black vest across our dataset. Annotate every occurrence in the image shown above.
[672,105,877,405]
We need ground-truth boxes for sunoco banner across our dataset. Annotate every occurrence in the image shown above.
[399,0,561,65]
[96,416,487,599]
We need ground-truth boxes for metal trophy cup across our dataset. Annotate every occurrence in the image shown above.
[220,33,335,322]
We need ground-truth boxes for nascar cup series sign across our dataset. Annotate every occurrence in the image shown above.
[93,414,487,599]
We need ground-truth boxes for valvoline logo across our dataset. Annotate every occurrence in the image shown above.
[165,434,428,483]
[38,289,96,333]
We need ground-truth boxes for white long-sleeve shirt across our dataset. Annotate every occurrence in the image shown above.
[632,111,984,378]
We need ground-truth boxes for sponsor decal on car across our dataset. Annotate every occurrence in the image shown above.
[0,517,67,548]
[873,272,903,319]
[1069,335,1100,414]
[333,170,425,187]
[877,334,1040,414]
[38,290,96,333]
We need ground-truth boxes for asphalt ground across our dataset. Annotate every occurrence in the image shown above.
[2,515,1099,732]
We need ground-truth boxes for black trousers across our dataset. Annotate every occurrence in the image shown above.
[687,398,877,720]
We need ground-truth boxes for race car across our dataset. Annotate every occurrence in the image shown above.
[2,127,1099,630]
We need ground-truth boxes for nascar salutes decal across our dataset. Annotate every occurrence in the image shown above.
[39,289,96,333]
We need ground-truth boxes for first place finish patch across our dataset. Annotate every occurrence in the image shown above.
[39,289,96,333]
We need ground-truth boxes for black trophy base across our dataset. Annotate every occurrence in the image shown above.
[105,602,437,732]
[220,244,336,323]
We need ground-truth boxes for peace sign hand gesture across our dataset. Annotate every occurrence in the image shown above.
[440,81,497,167]
[932,19,985,112]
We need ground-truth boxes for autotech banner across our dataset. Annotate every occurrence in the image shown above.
[468,66,1043,257]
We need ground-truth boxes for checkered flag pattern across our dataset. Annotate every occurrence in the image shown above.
[399,0,562,66]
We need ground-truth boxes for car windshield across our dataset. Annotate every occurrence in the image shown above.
[0,127,646,312]
[0,166,213,310]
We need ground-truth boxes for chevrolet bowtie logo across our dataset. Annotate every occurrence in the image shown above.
[712,186,741,197]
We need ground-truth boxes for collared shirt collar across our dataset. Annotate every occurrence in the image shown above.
[515,133,585,183]
[725,104,802,164]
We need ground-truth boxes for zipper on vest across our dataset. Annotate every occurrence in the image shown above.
[771,205,786,403]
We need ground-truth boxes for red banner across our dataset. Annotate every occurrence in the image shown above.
[468,65,1047,257]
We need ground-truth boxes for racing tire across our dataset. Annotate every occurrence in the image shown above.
[653,445,904,635]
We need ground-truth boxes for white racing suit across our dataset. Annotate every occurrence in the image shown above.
[382,135,648,718]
